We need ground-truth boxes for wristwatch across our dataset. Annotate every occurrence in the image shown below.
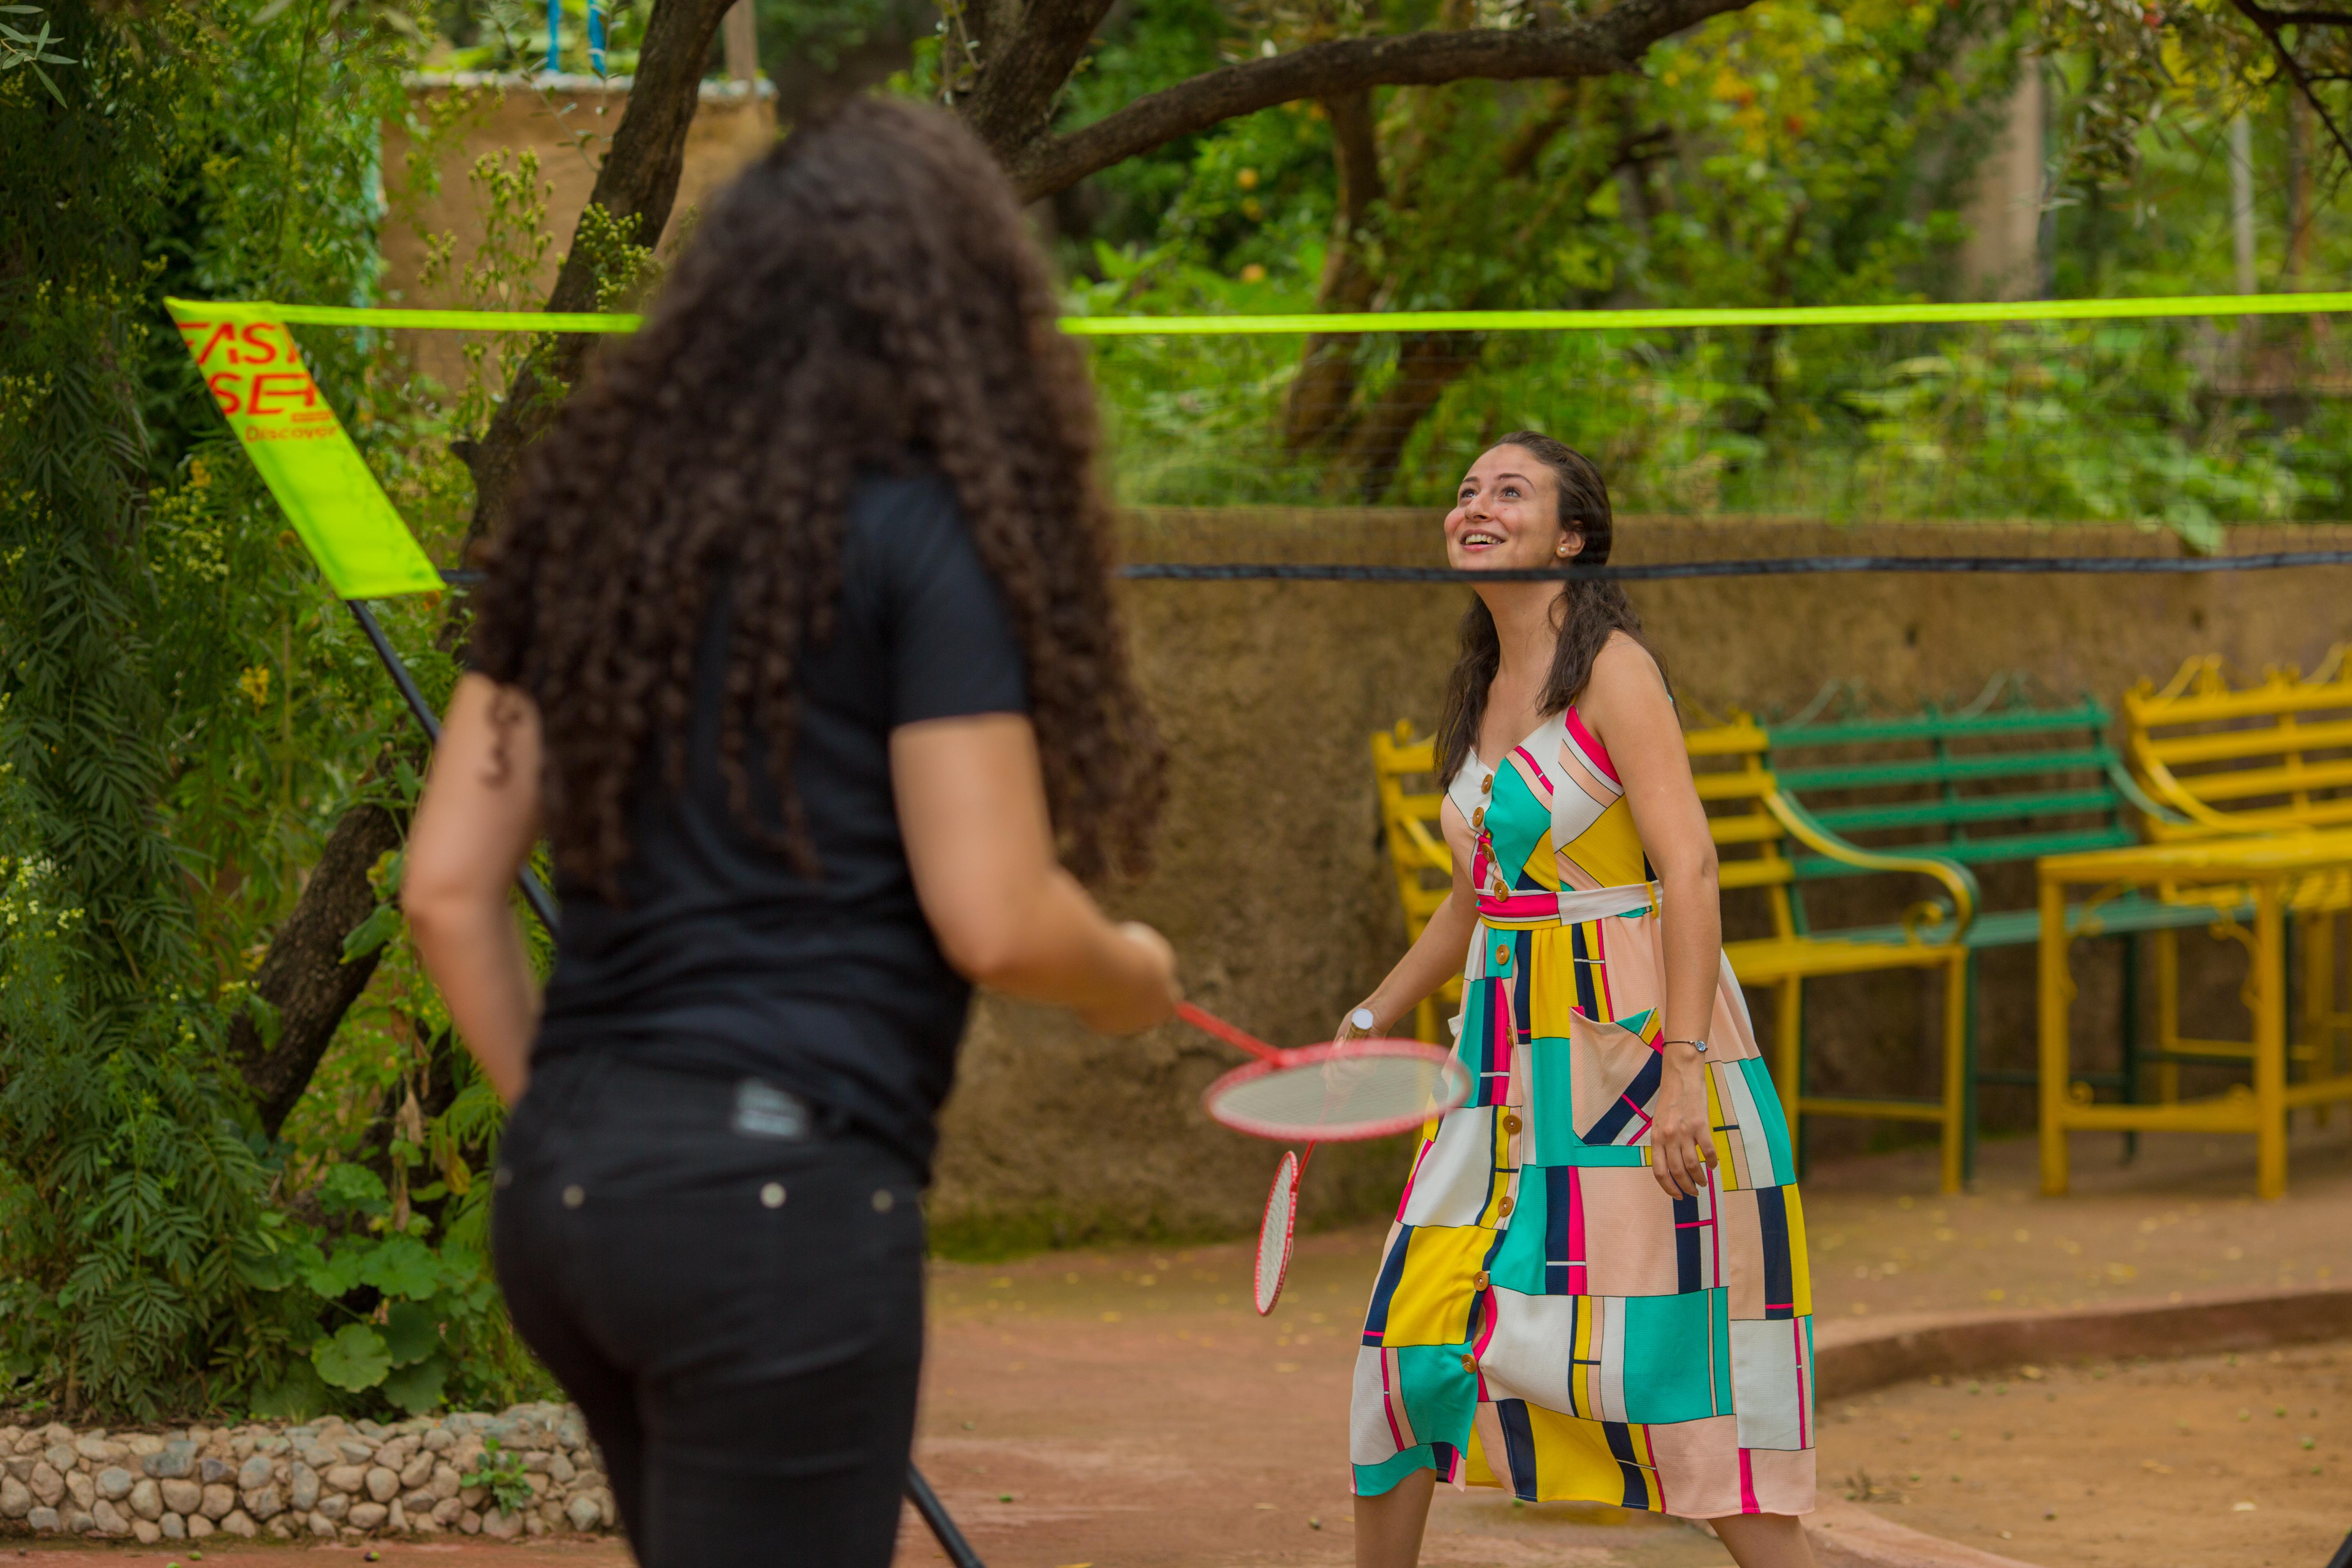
[1664,1037,1709,1055]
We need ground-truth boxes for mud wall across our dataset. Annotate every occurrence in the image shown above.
[931,514,2352,1246]
[379,76,776,394]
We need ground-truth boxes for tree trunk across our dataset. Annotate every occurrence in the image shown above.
[457,0,748,545]
[1283,90,1384,453]
[1341,330,1478,503]
[226,753,412,1137]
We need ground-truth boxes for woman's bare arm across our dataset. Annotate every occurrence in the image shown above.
[403,675,546,1106]
[1341,806,1481,1039]
[893,713,1179,1035]
[1579,634,1723,1199]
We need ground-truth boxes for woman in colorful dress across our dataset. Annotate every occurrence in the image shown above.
[1339,433,1815,1567]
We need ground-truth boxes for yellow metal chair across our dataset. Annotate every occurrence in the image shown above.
[1372,716,1980,1191]
[2122,650,2352,1103]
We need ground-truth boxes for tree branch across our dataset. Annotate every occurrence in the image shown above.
[459,0,745,539]
[1002,0,1752,201]
[962,0,1122,166]
[2230,0,2352,170]
[2232,0,2352,24]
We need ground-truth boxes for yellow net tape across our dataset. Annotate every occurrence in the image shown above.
[174,290,2352,337]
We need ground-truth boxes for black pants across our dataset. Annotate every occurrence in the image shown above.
[494,1053,925,1566]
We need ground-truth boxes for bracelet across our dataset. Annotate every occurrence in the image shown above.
[1662,1038,1709,1055]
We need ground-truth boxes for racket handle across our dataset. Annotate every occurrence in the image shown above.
[1174,1000,1282,1062]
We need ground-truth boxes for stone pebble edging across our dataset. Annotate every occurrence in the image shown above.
[0,1402,614,1544]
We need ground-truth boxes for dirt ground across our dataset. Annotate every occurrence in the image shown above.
[16,1123,2350,1567]
[1822,1339,2350,1568]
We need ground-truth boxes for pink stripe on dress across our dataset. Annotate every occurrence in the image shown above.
[1737,1448,1759,1515]
[1511,742,1555,794]
[1792,1322,1811,1449]
[1563,706,1619,785]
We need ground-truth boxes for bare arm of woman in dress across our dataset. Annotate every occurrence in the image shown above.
[405,675,1181,1106]
[1575,633,1722,1201]
[1337,811,1480,1042]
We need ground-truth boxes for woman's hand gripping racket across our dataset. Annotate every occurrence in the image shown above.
[1175,1002,1470,1314]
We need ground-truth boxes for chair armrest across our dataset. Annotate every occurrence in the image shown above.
[2103,758,2194,832]
[2126,746,2313,835]
[1763,788,1980,943]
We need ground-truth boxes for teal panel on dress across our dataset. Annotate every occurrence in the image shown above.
[1528,1036,1653,1167]
[1354,1447,1436,1498]
[1737,1057,1796,1181]
[1528,1036,1578,1159]
[1397,1343,1479,1453]
[1618,1289,1726,1425]
[1485,764,1551,886]
[1711,1287,1735,1414]
[1487,1163,1546,1294]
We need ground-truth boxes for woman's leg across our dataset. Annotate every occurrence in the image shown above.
[1711,1511,1817,1567]
[1353,1465,1436,1568]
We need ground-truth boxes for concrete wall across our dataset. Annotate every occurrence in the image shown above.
[929,513,2352,1245]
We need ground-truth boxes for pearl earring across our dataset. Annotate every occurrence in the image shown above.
[1556,543,1571,557]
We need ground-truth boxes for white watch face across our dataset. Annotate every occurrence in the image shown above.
[1351,1007,1377,1031]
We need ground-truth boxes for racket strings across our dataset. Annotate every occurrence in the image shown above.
[1207,1051,1466,1141]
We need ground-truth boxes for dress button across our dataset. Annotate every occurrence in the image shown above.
[1459,1354,1478,1374]
[1497,1196,1515,1217]
[1503,1114,1523,1135]
[1492,942,1510,967]
[1480,774,1493,794]
[1471,806,1485,829]
[1473,1271,1491,1292]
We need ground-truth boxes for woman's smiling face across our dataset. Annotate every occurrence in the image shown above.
[1444,444,1571,572]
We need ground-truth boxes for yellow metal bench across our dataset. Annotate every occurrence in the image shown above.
[1374,717,1980,1191]
[2122,650,2352,1103]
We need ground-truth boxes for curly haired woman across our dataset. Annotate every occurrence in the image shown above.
[403,99,1180,1566]
[1338,436,1816,1568]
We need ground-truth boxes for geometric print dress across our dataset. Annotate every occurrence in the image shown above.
[1350,707,1816,1519]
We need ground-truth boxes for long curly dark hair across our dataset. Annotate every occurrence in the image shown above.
[1434,432,1659,786]
[470,97,1164,892]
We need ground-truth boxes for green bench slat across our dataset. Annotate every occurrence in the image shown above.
[1825,891,2252,950]
[1809,786,2125,835]
[1774,747,2120,793]
[1770,704,2108,747]
[1789,826,2135,880]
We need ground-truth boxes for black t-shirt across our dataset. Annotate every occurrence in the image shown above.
[532,469,1027,1176]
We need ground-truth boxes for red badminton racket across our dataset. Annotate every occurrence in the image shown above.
[1187,1001,1463,1314]
[1253,1143,1311,1315]
[1177,998,1468,1153]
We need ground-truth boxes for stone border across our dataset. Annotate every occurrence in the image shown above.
[1798,1285,2352,1568]
[0,1402,612,1544]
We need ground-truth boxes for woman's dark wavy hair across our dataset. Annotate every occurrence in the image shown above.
[470,97,1164,893]
[1434,431,1660,786]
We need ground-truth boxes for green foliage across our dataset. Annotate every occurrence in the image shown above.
[1061,0,2351,532]
[1,0,552,1422]
[462,1436,537,1514]
[0,3,77,103]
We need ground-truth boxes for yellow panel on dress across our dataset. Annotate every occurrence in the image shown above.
[1382,1225,1495,1347]
[1521,1405,1657,1505]
[1704,1066,1742,1191]
[1782,1184,1813,1319]
[1526,923,1588,1040]
[1559,797,1648,889]
[1513,836,1563,892]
